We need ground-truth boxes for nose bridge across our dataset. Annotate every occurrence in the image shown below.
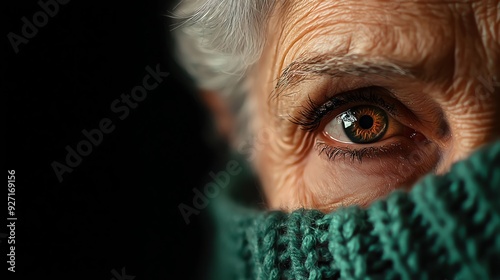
[436,80,500,173]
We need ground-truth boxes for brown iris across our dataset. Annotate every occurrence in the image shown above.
[344,105,388,143]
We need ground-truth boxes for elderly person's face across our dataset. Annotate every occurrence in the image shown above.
[244,0,499,211]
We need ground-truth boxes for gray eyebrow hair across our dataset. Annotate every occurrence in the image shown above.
[273,53,414,98]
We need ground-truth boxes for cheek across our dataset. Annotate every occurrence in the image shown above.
[253,125,318,209]
[258,132,440,212]
[302,158,393,210]
[301,140,440,211]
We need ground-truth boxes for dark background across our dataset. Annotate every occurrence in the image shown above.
[5,0,220,279]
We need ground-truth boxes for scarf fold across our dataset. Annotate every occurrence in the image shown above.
[210,141,500,280]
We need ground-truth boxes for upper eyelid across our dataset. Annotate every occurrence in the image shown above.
[289,87,399,131]
[321,88,398,115]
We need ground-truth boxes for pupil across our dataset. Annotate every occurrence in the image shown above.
[359,115,374,129]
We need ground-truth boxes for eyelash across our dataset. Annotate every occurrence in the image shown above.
[291,87,408,162]
[291,87,397,131]
[316,142,404,163]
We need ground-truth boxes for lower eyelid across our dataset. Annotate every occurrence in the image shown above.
[315,140,406,162]
[306,139,440,211]
[315,138,440,183]
[315,131,436,164]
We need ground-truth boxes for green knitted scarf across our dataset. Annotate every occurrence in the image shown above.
[209,141,500,280]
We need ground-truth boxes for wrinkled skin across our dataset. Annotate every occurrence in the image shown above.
[246,0,500,212]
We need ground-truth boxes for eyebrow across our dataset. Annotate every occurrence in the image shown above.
[273,53,415,98]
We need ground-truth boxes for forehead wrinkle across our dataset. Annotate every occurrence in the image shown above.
[271,1,358,91]
[267,6,445,103]
[262,0,496,114]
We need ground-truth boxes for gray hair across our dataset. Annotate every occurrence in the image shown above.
[170,0,278,142]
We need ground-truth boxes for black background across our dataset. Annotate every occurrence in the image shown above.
[5,0,220,279]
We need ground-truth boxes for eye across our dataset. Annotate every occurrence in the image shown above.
[291,87,433,163]
[286,86,442,211]
[324,105,391,144]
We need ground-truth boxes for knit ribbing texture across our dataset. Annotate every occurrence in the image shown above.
[210,141,500,280]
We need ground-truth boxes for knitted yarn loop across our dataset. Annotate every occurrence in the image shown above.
[211,141,500,280]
